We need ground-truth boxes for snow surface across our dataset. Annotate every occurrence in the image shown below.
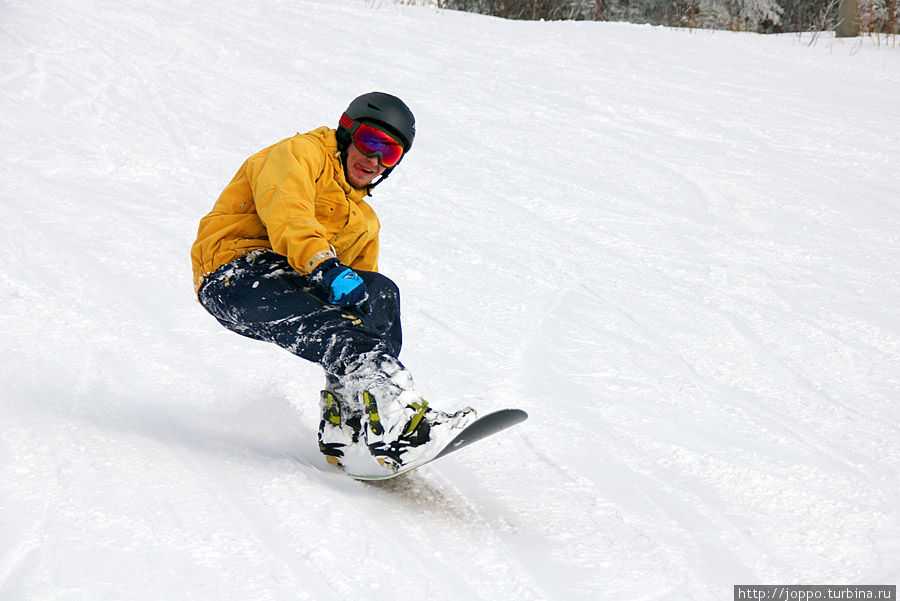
[2,1,899,599]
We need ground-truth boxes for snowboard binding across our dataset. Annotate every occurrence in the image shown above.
[317,387,476,477]
[317,390,362,467]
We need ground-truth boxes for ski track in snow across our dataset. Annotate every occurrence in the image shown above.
[2,1,899,599]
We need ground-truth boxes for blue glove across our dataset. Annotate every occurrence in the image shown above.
[313,259,368,308]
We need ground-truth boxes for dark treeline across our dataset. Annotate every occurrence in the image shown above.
[433,0,898,34]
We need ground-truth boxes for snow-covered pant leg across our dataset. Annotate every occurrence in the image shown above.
[197,250,402,375]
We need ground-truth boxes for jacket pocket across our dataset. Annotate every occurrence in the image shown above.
[315,197,349,235]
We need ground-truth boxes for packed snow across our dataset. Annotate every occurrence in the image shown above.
[1,1,898,600]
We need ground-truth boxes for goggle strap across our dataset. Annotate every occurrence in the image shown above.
[339,113,355,130]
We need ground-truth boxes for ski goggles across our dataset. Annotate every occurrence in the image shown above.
[340,115,405,168]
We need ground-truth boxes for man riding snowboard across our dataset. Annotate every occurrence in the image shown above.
[191,92,474,477]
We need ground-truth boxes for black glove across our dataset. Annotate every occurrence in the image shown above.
[313,259,368,308]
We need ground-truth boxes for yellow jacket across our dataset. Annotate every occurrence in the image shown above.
[191,127,379,293]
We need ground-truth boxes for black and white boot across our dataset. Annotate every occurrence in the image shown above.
[316,388,361,467]
[362,390,475,471]
[341,354,476,473]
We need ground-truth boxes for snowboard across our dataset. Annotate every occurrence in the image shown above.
[346,408,528,481]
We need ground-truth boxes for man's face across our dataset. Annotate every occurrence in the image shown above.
[345,142,386,188]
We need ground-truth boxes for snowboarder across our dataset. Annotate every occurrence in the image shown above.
[190,92,474,476]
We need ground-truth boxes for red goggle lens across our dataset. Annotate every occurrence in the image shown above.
[351,122,404,168]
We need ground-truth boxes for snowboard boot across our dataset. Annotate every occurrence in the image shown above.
[317,389,361,467]
[362,391,476,471]
[332,353,475,475]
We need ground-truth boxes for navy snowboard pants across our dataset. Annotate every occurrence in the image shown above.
[198,250,403,376]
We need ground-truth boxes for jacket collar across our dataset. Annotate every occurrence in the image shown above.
[304,126,371,199]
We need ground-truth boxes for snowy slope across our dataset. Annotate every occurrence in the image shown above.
[2,1,899,599]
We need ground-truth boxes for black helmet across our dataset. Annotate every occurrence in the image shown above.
[337,92,416,153]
